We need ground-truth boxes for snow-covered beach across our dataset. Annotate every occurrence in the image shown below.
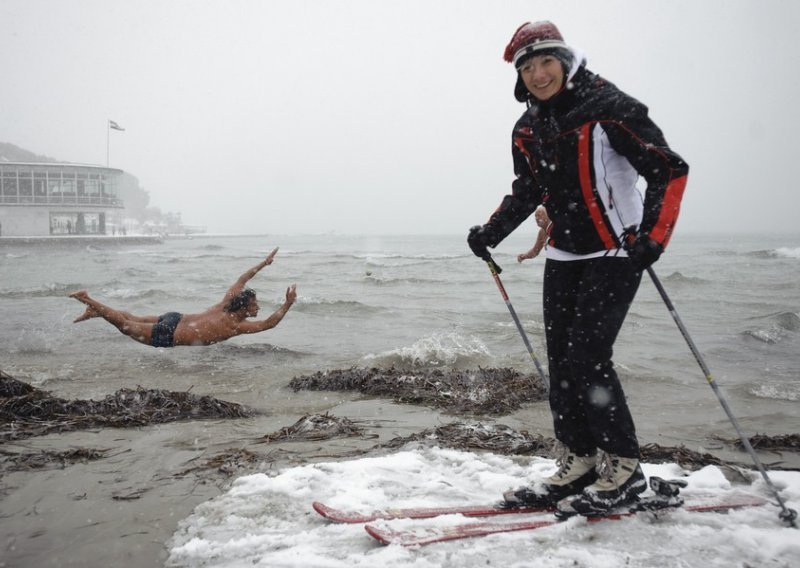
[167,447,799,567]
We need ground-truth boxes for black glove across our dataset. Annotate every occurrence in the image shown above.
[467,225,493,261]
[625,233,663,272]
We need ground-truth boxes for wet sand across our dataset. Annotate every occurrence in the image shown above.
[0,399,455,567]
[3,393,797,568]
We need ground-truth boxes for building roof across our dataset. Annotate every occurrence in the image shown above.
[0,162,123,174]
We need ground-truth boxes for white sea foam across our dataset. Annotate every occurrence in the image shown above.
[774,247,800,259]
[751,382,800,402]
[362,331,491,367]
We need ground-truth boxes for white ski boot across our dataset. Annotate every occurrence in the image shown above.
[556,454,647,516]
[503,448,598,508]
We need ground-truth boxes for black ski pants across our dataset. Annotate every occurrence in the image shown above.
[543,256,642,458]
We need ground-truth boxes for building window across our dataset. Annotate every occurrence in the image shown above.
[62,174,76,195]
[49,212,104,235]
[2,176,17,197]
[20,174,34,197]
[48,172,62,194]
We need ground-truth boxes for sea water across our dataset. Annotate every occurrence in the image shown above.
[1,231,798,450]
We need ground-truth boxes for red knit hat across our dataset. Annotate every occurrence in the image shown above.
[505,21,572,102]
[503,21,566,68]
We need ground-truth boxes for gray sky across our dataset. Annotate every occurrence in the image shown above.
[2,0,799,235]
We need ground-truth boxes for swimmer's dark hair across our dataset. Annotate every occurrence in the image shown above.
[225,288,256,312]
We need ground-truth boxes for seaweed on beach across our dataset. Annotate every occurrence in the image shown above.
[638,442,789,482]
[289,367,546,415]
[0,447,109,473]
[380,423,800,474]
[255,413,376,443]
[0,370,253,442]
[176,414,376,478]
[176,413,396,480]
[380,421,557,456]
[639,443,731,470]
[177,448,276,478]
[0,371,36,397]
[714,433,800,453]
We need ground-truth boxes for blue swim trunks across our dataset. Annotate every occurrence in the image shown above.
[151,312,183,348]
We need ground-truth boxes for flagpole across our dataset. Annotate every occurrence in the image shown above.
[107,120,125,167]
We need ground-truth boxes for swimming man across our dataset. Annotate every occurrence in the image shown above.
[70,247,297,347]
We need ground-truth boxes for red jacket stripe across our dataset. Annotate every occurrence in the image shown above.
[649,174,687,246]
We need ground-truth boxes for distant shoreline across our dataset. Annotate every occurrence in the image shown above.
[0,235,164,246]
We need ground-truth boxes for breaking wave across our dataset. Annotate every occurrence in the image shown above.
[741,311,800,343]
[750,381,800,402]
[363,275,441,286]
[0,283,86,299]
[746,247,800,259]
[292,297,385,317]
[362,331,492,368]
[773,247,800,259]
[662,271,709,285]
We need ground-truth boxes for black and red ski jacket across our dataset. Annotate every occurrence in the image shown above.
[486,64,689,255]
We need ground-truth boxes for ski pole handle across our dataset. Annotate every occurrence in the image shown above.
[486,256,502,274]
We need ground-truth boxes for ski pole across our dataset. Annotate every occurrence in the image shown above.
[485,256,549,394]
[646,266,797,528]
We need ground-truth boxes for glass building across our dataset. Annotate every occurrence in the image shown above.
[0,162,124,237]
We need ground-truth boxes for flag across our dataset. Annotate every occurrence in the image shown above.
[109,120,125,131]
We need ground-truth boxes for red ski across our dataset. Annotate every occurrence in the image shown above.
[312,500,550,524]
[364,495,767,546]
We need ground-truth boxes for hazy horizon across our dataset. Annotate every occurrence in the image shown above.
[2,0,799,237]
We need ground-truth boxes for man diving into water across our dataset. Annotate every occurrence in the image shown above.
[70,247,297,347]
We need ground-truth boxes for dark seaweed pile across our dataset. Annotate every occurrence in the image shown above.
[177,413,375,478]
[289,367,547,415]
[255,413,375,444]
[379,423,799,474]
[0,447,109,473]
[177,448,270,478]
[381,422,556,456]
[0,370,252,442]
[718,434,800,453]
[2,368,798,479]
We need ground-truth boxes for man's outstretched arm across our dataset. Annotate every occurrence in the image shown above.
[222,247,279,304]
[238,284,297,334]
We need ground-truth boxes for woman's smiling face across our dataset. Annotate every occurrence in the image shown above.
[518,54,565,101]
